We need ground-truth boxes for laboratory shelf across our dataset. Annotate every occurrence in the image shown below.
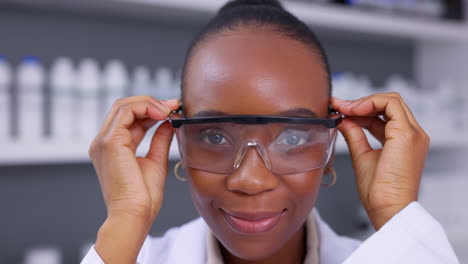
[2,130,467,166]
[3,2,465,166]
[6,0,468,43]
[1,137,180,166]
[335,129,468,153]
[283,1,468,43]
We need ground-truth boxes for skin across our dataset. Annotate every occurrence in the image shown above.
[182,29,328,263]
[90,28,430,264]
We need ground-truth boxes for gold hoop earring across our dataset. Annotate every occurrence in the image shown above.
[322,167,337,187]
[174,161,187,182]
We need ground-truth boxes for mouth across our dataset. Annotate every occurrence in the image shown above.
[220,208,287,234]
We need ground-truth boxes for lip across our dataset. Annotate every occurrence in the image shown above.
[221,209,287,234]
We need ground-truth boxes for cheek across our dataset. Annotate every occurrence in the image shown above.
[186,168,223,218]
[187,167,324,217]
[186,166,325,260]
[187,168,233,244]
[283,169,323,217]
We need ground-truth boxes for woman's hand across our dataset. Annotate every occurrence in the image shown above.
[88,96,180,263]
[331,93,430,230]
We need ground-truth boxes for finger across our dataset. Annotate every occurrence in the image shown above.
[380,92,423,131]
[333,94,420,130]
[332,95,412,129]
[162,98,181,111]
[337,117,373,161]
[109,101,171,132]
[348,116,386,144]
[145,120,175,163]
[99,102,172,153]
[99,96,172,137]
[137,121,176,214]
[128,118,159,147]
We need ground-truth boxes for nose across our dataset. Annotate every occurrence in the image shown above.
[226,145,279,195]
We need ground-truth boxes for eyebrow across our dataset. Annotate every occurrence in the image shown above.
[192,108,318,118]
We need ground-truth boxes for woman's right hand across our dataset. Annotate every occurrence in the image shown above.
[88,96,180,264]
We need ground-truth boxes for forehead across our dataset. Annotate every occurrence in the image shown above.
[183,29,329,117]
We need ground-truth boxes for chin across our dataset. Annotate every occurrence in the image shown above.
[219,235,287,261]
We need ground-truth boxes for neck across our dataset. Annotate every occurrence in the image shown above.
[221,226,306,264]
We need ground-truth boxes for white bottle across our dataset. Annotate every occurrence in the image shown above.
[154,67,174,100]
[0,56,12,141]
[16,56,45,141]
[462,82,468,131]
[23,247,62,264]
[50,57,76,141]
[331,72,357,100]
[173,68,182,99]
[76,58,100,142]
[103,60,128,119]
[420,0,444,18]
[438,80,459,131]
[132,66,151,96]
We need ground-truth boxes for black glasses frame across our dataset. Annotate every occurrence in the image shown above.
[169,105,343,129]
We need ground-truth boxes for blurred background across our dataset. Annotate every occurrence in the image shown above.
[1,0,467,263]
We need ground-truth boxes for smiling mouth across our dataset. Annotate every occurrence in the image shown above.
[220,208,287,234]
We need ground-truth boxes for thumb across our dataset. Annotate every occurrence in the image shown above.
[138,120,175,211]
[338,117,379,202]
[338,117,373,162]
[145,120,175,166]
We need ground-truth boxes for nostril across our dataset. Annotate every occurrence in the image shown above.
[226,173,278,195]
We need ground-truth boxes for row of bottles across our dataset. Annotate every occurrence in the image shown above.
[0,56,181,143]
[2,56,466,145]
[21,242,93,264]
[332,72,468,135]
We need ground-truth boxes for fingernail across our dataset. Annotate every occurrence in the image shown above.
[157,102,172,114]
[333,97,344,102]
[341,101,353,106]
[335,99,352,107]
[164,98,179,105]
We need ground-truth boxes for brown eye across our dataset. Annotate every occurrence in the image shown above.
[199,128,230,145]
[205,133,226,145]
[275,129,309,146]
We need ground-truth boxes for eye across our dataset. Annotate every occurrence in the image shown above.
[199,129,229,145]
[276,129,309,146]
[204,133,226,145]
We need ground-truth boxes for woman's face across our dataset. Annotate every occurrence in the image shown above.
[182,28,330,260]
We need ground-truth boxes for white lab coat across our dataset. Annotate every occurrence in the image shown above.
[81,202,459,264]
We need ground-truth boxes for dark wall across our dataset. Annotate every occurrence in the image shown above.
[0,5,414,263]
[0,161,198,264]
[0,158,360,264]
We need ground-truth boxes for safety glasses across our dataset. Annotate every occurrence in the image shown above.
[169,107,342,175]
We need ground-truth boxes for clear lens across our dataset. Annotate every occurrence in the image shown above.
[268,123,333,174]
[175,121,337,175]
[177,122,240,173]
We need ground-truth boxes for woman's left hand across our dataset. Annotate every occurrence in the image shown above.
[331,93,430,230]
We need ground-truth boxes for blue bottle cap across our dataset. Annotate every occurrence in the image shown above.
[22,55,40,63]
[332,72,344,80]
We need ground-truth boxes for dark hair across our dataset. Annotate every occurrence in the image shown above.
[180,0,332,104]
